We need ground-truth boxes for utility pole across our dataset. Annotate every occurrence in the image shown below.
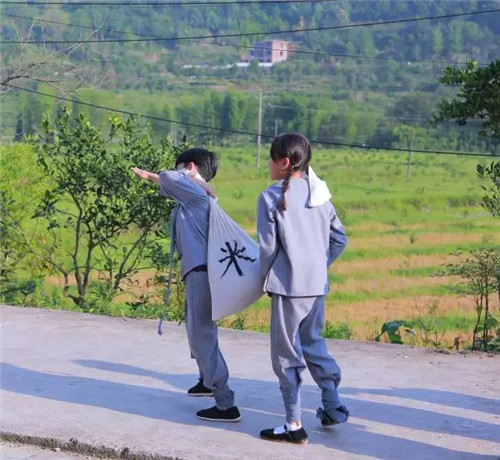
[257,91,263,168]
[406,130,415,178]
[274,118,279,137]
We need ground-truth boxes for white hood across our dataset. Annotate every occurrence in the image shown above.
[308,166,332,207]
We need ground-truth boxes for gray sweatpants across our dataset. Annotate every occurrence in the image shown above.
[271,294,342,424]
[185,271,235,409]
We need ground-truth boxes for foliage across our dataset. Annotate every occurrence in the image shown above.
[321,320,353,340]
[444,247,500,351]
[434,60,500,219]
[0,188,25,286]
[2,142,498,347]
[477,161,500,217]
[488,328,500,352]
[375,320,415,345]
[0,144,47,296]
[413,301,446,350]
[432,60,500,140]
[229,312,248,330]
[27,108,178,308]
[3,2,496,92]
[2,4,498,153]
[161,265,186,323]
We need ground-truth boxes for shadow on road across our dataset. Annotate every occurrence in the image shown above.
[2,360,499,459]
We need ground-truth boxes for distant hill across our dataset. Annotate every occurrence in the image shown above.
[1,1,498,150]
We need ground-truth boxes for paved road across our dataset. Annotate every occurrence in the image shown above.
[1,306,499,459]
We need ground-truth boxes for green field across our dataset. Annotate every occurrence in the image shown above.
[2,143,499,348]
[212,147,499,344]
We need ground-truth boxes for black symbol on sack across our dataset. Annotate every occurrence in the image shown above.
[219,240,256,278]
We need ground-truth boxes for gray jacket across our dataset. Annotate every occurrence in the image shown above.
[257,177,347,297]
[159,171,209,279]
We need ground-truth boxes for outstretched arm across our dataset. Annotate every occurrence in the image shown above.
[132,167,159,184]
[132,167,214,201]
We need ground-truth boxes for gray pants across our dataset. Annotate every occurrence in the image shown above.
[271,294,342,424]
[185,271,235,409]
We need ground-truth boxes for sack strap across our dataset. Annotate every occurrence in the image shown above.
[158,208,177,336]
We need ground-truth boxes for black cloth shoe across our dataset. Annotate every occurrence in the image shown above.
[196,405,241,422]
[187,378,213,397]
[317,405,350,426]
[260,426,308,445]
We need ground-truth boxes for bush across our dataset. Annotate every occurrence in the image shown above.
[444,247,500,351]
[321,321,353,340]
[413,301,445,349]
[375,320,415,345]
[25,109,180,307]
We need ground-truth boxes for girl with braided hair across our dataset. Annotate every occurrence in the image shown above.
[257,133,349,445]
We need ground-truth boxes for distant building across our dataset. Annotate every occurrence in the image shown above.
[248,40,289,64]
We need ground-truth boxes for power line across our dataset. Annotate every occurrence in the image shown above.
[1,12,477,66]
[1,9,498,45]
[266,103,488,128]
[0,0,339,5]
[1,12,485,66]
[2,83,495,158]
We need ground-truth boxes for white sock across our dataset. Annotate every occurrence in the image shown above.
[273,425,288,435]
[286,421,302,431]
[273,422,302,434]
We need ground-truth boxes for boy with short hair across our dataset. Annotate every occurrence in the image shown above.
[132,147,240,422]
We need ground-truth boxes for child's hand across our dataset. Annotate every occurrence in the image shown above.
[132,167,159,184]
[132,167,149,180]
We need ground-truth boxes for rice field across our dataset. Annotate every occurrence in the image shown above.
[212,147,500,347]
[2,143,499,348]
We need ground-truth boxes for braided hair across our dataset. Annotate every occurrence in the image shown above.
[278,165,297,211]
[271,133,312,212]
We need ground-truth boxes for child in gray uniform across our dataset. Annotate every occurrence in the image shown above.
[257,133,349,444]
[132,148,240,423]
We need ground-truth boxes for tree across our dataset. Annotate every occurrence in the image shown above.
[432,28,444,56]
[433,59,500,218]
[27,108,179,308]
[0,188,25,287]
[445,248,500,351]
[446,20,464,54]
[390,93,435,127]
[433,60,500,139]
[221,91,241,132]
[13,113,23,142]
[248,59,261,76]
[0,143,46,298]
[477,162,500,217]
[1,12,103,95]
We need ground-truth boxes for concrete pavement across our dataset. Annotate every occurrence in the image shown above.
[1,305,499,459]
[1,441,92,460]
